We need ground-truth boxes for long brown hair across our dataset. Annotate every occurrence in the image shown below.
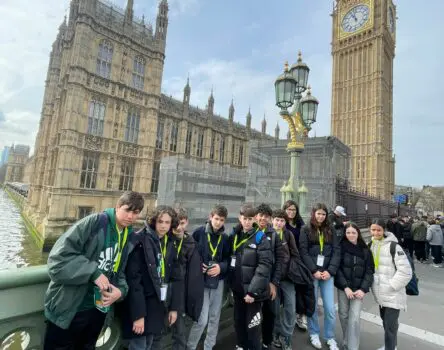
[343,221,367,248]
[308,203,332,243]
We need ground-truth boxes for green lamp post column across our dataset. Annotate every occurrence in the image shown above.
[274,52,319,212]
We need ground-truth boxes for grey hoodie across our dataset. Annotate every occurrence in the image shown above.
[426,224,443,246]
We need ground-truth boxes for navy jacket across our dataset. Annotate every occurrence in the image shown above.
[192,223,230,289]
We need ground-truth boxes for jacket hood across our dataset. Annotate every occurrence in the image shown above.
[205,222,225,235]
[104,208,117,227]
[382,231,398,244]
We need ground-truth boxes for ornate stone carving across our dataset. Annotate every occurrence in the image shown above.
[85,135,102,151]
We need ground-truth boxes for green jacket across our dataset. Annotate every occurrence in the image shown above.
[44,208,132,329]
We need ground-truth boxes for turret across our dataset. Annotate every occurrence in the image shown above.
[183,77,191,105]
[246,107,252,130]
[155,0,169,41]
[207,88,214,116]
[228,99,234,124]
[125,0,134,24]
[275,122,280,140]
[261,114,267,135]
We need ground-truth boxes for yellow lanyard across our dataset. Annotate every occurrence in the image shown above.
[208,233,222,259]
[174,237,183,259]
[113,224,128,272]
[233,229,258,252]
[372,240,382,270]
[160,235,168,279]
[277,230,283,241]
[318,230,324,255]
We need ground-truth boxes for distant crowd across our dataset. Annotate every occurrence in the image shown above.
[42,191,443,350]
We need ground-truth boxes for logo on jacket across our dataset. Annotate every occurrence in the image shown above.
[248,243,257,249]
[248,312,262,328]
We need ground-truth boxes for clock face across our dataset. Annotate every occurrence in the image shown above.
[388,7,395,33]
[341,4,370,33]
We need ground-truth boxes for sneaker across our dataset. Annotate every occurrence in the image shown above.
[433,264,442,268]
[327,339,339,350]
[235,346,244,350]
[272,335,282,348]
[280,336,292,350]
[310,335,322,349]
[376,347,397,350]
[262,344,269,350]
[296,314,308,331]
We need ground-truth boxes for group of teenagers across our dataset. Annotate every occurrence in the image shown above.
[42,191,413,350]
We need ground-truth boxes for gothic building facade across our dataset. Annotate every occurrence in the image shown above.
[5,145,31,183]
[26,0,264,247]
[331,0,396,199]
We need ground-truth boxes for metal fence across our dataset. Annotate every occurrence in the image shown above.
[335,177,416,228]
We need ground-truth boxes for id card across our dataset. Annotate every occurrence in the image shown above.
[160,283,168,301]
[316,254,325,267]
[94,286,110,313]
[230,256,236,267]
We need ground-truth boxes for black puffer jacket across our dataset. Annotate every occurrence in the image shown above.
[263,225,286,287]
[299,225,341,276]
[228,224,273,301]
[334,240,374,293]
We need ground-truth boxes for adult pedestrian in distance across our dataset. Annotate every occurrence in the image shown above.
[43,191,144,350]
[335,222,374,350]
[328,205,347,240]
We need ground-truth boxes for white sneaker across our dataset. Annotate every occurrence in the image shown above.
[376,347,397,350]
[327,339,339,350]
[310,335,322,349]
[296,314,308,330]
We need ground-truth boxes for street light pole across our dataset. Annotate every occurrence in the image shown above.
[275,52,319,217]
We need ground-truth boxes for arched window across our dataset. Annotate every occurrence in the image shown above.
[96,40,113,78]
[132,56,145,90]
[125,108,140,144]
[87,99,106,136]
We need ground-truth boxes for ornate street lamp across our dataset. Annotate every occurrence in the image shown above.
[275,51,319,213]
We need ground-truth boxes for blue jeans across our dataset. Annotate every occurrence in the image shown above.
[308,277,336,341]
[129,334,161,350]
[273,280,296,338]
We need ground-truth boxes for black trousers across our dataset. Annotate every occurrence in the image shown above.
[414,241,426,261]
[233,293,262,350]
[44,308,106,350]
[431,245,443,264]
[402,238,414,258]
[379,306,400,350]
[171,313,187,350]
[261,299,276,346]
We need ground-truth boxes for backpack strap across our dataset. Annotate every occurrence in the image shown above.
[98,212,109,239]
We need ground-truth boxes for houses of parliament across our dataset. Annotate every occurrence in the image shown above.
[25,0,396,245]
[25,0,267,244]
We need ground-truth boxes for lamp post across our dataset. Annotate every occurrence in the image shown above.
[275,52,319,215]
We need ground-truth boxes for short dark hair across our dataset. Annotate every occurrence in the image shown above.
[175,207,188,221]
[240,203,256,218]
[116,191,144,212]
[147,205,179,230]
[272,209,288,222]
[371,217,386,230]
[256,203,273,217]
[211,204,228,218]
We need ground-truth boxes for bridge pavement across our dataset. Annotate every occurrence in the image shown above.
[215,261,444,350]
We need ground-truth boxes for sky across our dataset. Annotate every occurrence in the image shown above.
[0,0,442,187]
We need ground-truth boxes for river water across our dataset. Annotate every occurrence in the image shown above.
[0,188,47,270]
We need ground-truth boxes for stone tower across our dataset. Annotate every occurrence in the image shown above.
[331,0,396,199]
[26,0,169,246]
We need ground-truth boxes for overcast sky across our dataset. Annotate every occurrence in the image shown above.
[0,0,442,187]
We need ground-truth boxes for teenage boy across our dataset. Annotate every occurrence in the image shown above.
[271,209,298,350]
[44,191,144,350]
[229,204,273,350]
[187,205,230,350]
[171,208,204,350]
[255,204,285,350]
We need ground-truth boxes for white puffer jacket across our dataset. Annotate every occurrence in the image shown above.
[370,232,412,311]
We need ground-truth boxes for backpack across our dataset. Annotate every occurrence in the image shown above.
[369,241,419,296]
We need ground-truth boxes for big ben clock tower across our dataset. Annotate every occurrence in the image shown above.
[331,0,396,200]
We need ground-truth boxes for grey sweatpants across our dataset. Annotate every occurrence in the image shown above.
[337,290,363,350]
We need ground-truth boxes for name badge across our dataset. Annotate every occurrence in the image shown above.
[160,283,168,301]
[94,286,110,313]
[316,254,325,267]
[230,255,237,267]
